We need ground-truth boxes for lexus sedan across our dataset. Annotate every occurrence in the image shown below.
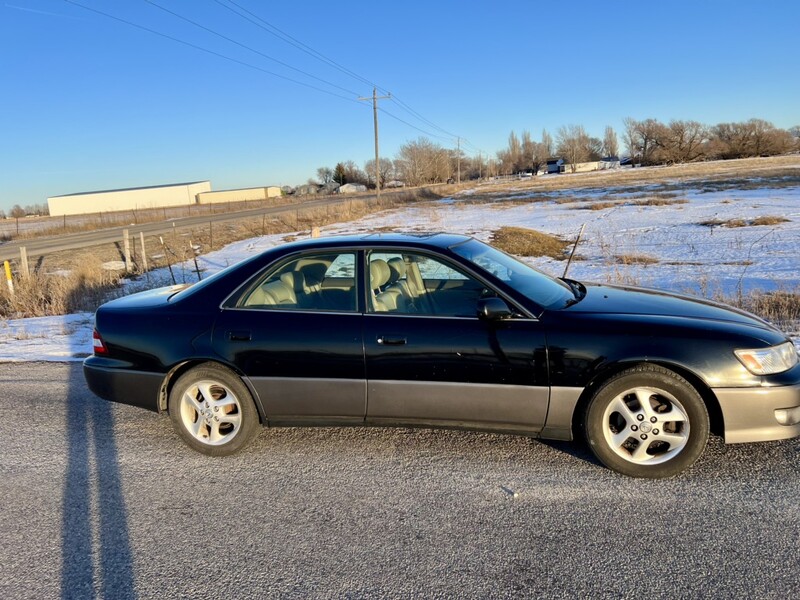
[84,233,800,478]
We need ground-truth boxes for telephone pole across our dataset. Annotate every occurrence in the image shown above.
[457,137,461,184]
[358,87,391,197]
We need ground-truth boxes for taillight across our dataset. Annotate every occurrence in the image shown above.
[92,329,108,355]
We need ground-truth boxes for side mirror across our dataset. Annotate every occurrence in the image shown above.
[477,297,513,321]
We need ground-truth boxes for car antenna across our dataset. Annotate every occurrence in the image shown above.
[562,223,586,279]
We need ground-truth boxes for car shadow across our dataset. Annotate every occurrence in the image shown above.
[61,362,136,599]
[537,438,603,467]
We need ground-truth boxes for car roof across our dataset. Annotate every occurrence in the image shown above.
[276,232,473,252]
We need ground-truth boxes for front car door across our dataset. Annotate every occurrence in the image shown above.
[363,249,549,432]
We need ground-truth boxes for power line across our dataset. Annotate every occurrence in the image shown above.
[214,0,379,90]
[213,0,468,147]
[61,0,362,104]
[144,0,361,98]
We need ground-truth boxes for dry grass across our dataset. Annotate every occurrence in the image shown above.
[751,215,791,226]
[725,290,800,331]
[490,226,570,259]
[0,258,122,318]
[699,216,790,228]
[614,254,660,265]
[631,197,689,206]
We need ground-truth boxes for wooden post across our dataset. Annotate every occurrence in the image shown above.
[139,232,148,272]
[123,229,131,272]
[19,246,29,278]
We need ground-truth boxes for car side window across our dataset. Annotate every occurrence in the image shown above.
[368,251,489,317]
[240,252,357,312]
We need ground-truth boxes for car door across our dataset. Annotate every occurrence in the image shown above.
[212,250,366,422]
[363,250,549,431]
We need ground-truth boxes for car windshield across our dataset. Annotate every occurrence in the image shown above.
[450,238,575,309]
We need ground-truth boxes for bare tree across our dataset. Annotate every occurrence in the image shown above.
[316,167,334,185]
[622,118,668,165]
[663,120,707,163]
[9,204,26,219]
[556,124,592,172]
[603,125,619,157]
[364,158,394,187]
[541,129,554,158]
[396,137,451,186]
[521,130,549,175]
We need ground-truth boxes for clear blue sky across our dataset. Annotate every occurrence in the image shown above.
[1,0,798,211]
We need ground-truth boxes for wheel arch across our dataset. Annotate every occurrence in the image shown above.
[571,360,724,440]
[158,359,267,425]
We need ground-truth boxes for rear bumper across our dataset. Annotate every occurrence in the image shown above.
[83,356,164,413]
[714,384,800,443]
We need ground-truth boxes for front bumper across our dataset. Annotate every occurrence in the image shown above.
[83,356,164,413]
[713,383,800,443]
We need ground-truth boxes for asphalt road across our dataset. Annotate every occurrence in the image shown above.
[2,362,799,599]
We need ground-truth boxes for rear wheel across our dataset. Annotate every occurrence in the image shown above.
[168,364,259,456]
[584,365,709,478]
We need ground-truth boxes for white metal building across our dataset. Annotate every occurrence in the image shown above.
[47,181,212,216]
[196,186,282,204]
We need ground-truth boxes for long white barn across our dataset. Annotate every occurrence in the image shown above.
[47,181,211,216]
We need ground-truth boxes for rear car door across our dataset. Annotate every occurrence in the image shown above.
[212,250,366,422]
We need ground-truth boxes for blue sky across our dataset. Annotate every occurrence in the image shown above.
[1,0,798,211]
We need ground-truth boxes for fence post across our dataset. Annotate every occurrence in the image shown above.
[123,229,131,272]
[19,246,29,278]
[139,232,148,273]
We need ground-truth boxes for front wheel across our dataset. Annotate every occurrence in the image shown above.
[584,365,709,478]
[168,364,260,456]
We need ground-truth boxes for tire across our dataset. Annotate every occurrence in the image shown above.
[168,364,260,456]
[583,365,709,478]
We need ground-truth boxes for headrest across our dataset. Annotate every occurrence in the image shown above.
[369,259,390,289]
[280,271,307,292]
[387,257,406,284]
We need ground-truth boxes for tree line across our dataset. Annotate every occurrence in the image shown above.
[310,117,800,187]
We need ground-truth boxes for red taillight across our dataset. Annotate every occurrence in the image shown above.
[92,329,108,355]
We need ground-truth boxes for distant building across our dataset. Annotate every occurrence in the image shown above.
[47,181,211,217]
[339,183,367,194]
[546,159,565,174]
[197,186,282,204]
[295,184,320,196]
[599,156,621,169]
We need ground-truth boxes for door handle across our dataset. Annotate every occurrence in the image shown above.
[377,336,407,346]
[228,330,252,341]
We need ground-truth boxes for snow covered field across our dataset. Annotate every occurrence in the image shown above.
[1,173,798,361]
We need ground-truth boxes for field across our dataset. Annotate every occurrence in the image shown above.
[0,155,798,359]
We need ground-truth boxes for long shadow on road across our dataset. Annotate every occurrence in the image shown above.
[61,365,136,599]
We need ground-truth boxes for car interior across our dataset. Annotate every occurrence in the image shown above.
[241,250,490,317]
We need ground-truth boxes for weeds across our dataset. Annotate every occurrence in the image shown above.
[490,226,569,259]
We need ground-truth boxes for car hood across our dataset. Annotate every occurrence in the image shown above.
[565,282,773,329]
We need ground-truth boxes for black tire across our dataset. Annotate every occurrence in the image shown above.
[168,364,260,456]
[583,365,709,478]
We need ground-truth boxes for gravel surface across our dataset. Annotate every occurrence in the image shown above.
[1,362,798,599]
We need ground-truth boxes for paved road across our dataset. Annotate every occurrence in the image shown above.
[0,195,355,262]
[2,362,799,599]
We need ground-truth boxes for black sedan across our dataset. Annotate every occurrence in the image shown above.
[84,233,800,477]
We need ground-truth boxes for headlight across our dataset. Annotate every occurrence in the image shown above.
[735,341,799,375]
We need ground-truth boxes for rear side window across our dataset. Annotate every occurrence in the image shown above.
[238,252,357,312]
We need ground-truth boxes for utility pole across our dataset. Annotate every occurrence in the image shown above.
[457,137,461,184]
[359,87,391,197]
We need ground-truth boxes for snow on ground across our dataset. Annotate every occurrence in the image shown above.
[1,175,798,361]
